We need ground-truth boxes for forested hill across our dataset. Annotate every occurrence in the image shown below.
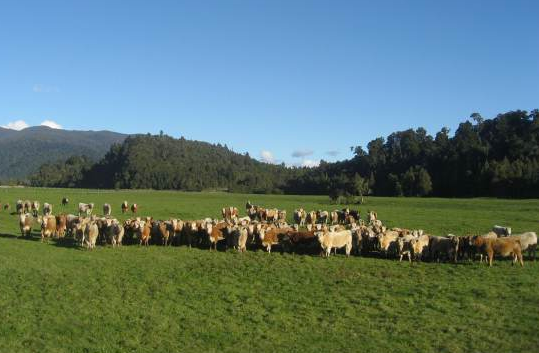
[29,109,539,198]
[0,126,126,180]
[30,134,301,193]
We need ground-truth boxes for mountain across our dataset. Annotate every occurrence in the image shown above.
[0,126,127,180]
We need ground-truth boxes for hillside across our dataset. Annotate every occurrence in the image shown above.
[0,126,127,180]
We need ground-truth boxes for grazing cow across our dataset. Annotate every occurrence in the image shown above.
[472,236,524,267]
[16,200,24,214]
[78,203,94,216]
[31,201,40,217]
[411,234,430,261]
[40,215,57,242]
[294,209,306,227]
[55,214,67,238]
[131,203,138,214]
[429,235,459,263]
[316,229,353,257]
[3,203,9,211]
[492,225,512,237]
[377,231,399,257]
[103,203,112,216]
[61,197,69,207]
[43,203,52,216]
[19,213,33,238]
[510,232,537,260]
[84,222,99,250]
[121,201,128,213]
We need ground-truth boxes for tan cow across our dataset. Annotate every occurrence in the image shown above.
[40,215,57,242]
[19,213,33,238]
[316,229,353,257]
[84,222,99,250]
[473,236,524,267]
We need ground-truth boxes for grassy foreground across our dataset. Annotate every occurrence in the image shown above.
[0,188,538,353]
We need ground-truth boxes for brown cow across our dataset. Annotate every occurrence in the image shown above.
[121,201,129,213]
[207,222,228,251]
[258,226,292,253]
[55,214,67,238]
[473,236,524,267]
[19,213,33,238]
[139,220,152,246]
[131,203,138,214]
[40,215,57,242]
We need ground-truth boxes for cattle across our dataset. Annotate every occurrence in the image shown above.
[265,208,279,223]
[106,219,124,247]
[429,235,459,263]
[207,222,227,250]
[168,218,184,245]
[84,222,99,250]
[397,237,414,262]
[152,221,172,246]
[61,197,69,207]
[65,214,80,237]
[411,234,430,261]
[283,230,318,253]
[23,200,32,214]
[294,209,306,227]
[121,201,129,213]
[40,215,57,242]
[258,226,291,253]
[131,203,138,214]
[348,210,360,223]
[330,211,339,225]
[368,211,378,224]
[247,207,258,221]
[492,225,512,237]
[137,220,152,246]
[472,236,524,267]
[222,206,238,220]
[183,221,199,248]
[3,203,9,211]
[510,232,537,260]
[31,201,40,217]
[19,213,33,238]
[16,200,24,214]
[377,231,399,257]
[78,203,94,216]
[103,203,112,216]
[237,227,248,252]
[55,214,67,238]
[306,211,317,225]
[316,229,353,257]
[278,210,287,222]
[43,203,52,216]
[316,210,329,224]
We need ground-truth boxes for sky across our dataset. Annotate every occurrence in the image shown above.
[1,0,538,167]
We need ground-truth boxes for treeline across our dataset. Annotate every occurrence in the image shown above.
[30,110,539,198]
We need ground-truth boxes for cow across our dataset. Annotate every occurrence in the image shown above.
[207,222,227,251]
[237,227,248,252]
[106,219,124,247]
[19,213,33,238]
[492,225,512,237]
[247,206,258,221]
[131,203,138,214]
[258,226,291,253]
[306,211,317,225]
[397,237,414,262]
[55,214,67,238]
[40,215,57,242]
[315,229,353,257]
[121,201,128,213]
[152,221,172,246]
[330,211,339,225]
[78,203,94,216]
[377,230,400,257]
[43,203,53,216]
[316,210,329,225]
[368,211,378,224]
[294,209,306,227]
[510,232,537,260]
[138,220,152,246]
[278,210,287,222]
[472,236,524,267]
[265,209,279,223]
[84,222,99,250]
[168,218,184,245]
[23,200,32,214]
[103,203,112,216]
[16,200,24,214]
[349,210,360,223]
[283,230,318,253]
[222,206,238,220]
[3,203,9,211]
[411,234,430,261]
[183,221,199,248]
[31,201,40,217]
[429,235,459,263]
[65,214,80,237]
[61,197,69,207]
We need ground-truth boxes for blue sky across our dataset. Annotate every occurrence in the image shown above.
[1,0,538,166]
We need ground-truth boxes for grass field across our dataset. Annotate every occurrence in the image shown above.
[0,187,538,352]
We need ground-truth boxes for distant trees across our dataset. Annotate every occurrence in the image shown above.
[29,109,539,198]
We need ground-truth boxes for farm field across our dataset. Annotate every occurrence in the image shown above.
[0,187,538,353]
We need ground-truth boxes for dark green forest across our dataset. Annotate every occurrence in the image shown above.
[29,110,539,198]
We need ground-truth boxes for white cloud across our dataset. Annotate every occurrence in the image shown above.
[260,150,275,164]
[33,84,59,93]
[40,120,63,129]
[1,120,29,130]
[292,149,314,158]
[301,159,320,168]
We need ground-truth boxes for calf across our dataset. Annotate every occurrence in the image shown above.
[397,237,414,262]
[62,197,69,207]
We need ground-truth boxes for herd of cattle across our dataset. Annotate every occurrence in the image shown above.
[11,199,538,266]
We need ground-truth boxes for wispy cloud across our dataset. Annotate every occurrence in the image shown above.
[326,150,340,157]
[291,149,314,158]
[260,150,275,164]
[1,120,29,130]
[40,120,63,129]
[33,84,59,93]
